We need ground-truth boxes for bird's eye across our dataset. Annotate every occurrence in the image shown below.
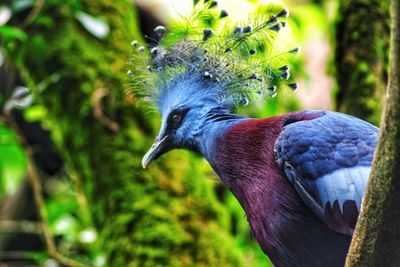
[172,114,182,125]
[168,108,189,129]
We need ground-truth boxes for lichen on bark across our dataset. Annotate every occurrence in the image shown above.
[335,0,390,125]
[345,0,400,265]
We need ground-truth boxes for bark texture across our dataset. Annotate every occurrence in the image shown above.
[345,0,400,265]
[15,0,247,266]
[335,0,390,125]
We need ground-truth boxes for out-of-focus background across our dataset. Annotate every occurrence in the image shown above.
[0,0,388,266]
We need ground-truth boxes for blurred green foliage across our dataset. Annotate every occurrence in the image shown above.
[0,125,26,196]
[0,0,331,266]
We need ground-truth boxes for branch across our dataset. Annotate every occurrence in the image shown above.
[345,0,400,265]
[91,88,120,133]
[0,220,42,234]
[21,0,46,28]
[1,114,85,267]
[0,250,34,260]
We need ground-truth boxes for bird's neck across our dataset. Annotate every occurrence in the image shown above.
[190,109,250,162]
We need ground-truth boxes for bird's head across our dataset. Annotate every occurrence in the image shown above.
[128,1,298,168]
[141,73,225,168]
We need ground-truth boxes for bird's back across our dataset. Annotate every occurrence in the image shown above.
[211,110,377,267]
[275,111,378,236]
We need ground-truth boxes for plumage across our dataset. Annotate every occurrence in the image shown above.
[130,2,380,266]
[213,111,355,266]
[275,112,378,235]
[127,1,298,107]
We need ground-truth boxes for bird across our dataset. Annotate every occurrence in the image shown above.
[129,1,379,266]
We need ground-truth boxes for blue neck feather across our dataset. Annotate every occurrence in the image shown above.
[192,110,250,162]
[156,74,251,162]
[194,110,249,163]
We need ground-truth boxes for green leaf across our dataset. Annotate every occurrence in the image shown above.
[24,105,47,122]
[0,25,27,41]
[0,125,27,196]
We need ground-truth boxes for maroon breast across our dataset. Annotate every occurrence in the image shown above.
[210,112,349,267]
[212,115,303,265]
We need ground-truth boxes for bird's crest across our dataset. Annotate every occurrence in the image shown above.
[127,0,299,108]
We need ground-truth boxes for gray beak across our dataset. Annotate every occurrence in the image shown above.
[142,135,169,169]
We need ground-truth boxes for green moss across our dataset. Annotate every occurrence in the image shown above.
[15,0,255,265]
[335,0,390,125]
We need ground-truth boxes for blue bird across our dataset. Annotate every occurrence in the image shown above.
[130,2,379,266]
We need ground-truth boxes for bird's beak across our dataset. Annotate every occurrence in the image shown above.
[142,135,169,169]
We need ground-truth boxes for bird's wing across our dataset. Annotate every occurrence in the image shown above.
[275,111,379,235]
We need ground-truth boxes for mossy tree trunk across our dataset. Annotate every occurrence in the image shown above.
[335,0,390,125]
[14,0,246,266]
[345,0,400,265]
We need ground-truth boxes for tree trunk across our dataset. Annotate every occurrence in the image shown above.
[15,1,246,266]
[345,0,400,265]
[335,0,390,125]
